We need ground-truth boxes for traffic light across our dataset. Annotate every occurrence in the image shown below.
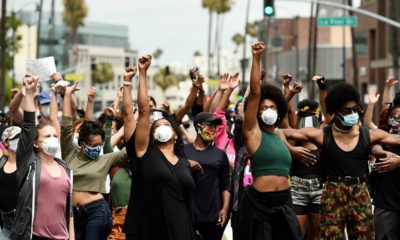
[264,0,275,16]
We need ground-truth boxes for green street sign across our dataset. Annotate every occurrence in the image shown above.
[317,16,358,28]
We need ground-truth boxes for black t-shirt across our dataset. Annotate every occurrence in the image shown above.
[184,143,230,222]
[372,145,400,211]
[0,157,18,212]
[123,135,196,240]
[291,149,321,178]
[321,126,370,177]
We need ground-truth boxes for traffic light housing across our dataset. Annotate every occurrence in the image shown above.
[264,0,275,16]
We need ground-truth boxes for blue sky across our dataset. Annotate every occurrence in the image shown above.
[10,0,360,65]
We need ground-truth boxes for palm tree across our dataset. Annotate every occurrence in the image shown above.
[193,50,202,57]
[213,0,231,75]
[246,22,258,38]
[232,33,244,53]
[62,0,88,44]
[153,66,178,100]
[92,62,114,84]
[153,48,163,60]
[202,0,216,77]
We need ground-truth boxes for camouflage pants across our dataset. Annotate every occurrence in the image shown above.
[319,182,374,240]
[108,207,127,240]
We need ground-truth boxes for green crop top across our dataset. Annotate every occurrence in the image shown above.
[250,130,292,178]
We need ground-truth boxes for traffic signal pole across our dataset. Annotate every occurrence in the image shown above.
[280,0,400,29]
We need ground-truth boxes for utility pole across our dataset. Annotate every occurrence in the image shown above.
[242,0,251,83]
[36,0,43,58]
[311,0,320,99]
[342,0,346,82]
[11,10,16,88]
[389,0,399,79]
[307,1,315,99]
[0,0,7,111]
[349,0,359,88]
[49,0,55,58]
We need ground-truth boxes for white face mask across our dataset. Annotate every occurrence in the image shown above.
[41,137,60,157]
[72,133,80,149]
[41,105,50,118]
[261,109,278,126]
[8,138,19,152]
[154,125,173,143]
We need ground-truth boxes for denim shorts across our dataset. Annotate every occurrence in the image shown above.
[290,176,323,214]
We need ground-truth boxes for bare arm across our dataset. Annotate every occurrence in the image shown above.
[371,128,400,146]
[174,86,198,122]
[179,125,195,144]
[204,88,219,113]
[135,55,152,158]
[280,127,323,147]
[8,89,24,124]
[243,42,265,153]
[85,87,96,120]
[312,75,332,124]
[287,82,303,128]
[49,88,61,138]
[62,82,80,118]
[122,66,138,143]
[382,76,398,110]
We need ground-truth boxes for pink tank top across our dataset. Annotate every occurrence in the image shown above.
[33,163,70,240]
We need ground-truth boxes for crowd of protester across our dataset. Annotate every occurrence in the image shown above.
[0,41,400,240]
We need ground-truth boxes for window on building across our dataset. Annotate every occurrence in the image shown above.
[355,32,368,56]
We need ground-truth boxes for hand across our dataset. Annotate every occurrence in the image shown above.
[228,72,240,90]
[373,149,397,159]
[290,146,317,167]
[251,41,266,57]
[23,73,39,95]
[260,69,266,81]
[217,208,228,227]
[289,82,303,94]
[188,160,204,174]
[192,74,205,91]
[373,156,400,173]
[124,65,137,82]
[312,74,327,90]
[385,76,399,87]
[104,107,115,118]
[219,73,229,91]
[282,74,292,87]
[189,67,199,80]
[87,87,97,102]
[368,87,380,104]
[138,55,152,72]
[65,81,80,96]
[11,88,20,97]
[160,102,173,115]
[50,72,63,82]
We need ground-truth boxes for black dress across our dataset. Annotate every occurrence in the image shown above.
[123,136,195,240]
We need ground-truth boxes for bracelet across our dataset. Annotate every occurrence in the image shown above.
[123,81,132,86]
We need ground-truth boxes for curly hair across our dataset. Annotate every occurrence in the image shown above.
[149,110,186,159]
[325,83,360,115]
[244,84,288,125]
[78,120,105,145]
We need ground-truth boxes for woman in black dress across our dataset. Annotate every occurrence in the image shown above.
[122,55,198,240]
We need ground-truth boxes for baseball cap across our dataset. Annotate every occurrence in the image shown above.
[38,89,53,105]
[2,126,21,142]
[194,112,222,126]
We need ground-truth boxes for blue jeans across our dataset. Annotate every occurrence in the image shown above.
[73,199,112,240]
[0,210,15,239]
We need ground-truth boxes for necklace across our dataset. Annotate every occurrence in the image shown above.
[333,123,353,133]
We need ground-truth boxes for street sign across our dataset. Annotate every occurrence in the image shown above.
[64,74,84,81]
[317,16,358,28]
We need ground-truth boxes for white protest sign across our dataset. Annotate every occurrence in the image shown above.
[26,56,57,81]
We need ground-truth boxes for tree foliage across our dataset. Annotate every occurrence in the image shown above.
[153,67,178,93]
[153,48,163,60]
[91,62,114,84]
[62,0,88,43]
[232,33,244,53]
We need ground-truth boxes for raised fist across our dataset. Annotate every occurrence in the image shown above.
[138,55,152,71]
[251,42,266,57]
[124,66,137,82]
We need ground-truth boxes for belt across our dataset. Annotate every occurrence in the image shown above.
[326,176,366,185]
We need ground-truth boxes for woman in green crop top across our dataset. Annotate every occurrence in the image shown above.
[236,42,301,240]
